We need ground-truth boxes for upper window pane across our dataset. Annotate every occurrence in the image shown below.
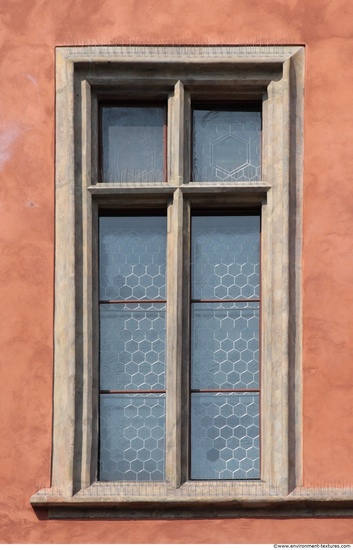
[192,108,261,182]
[101,106,166,183]
[99,216,167,300]
[191,215,260,300]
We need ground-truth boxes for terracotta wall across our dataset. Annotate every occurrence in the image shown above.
[1,0,353,543]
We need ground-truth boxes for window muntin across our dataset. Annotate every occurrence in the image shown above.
[99,214,167,481]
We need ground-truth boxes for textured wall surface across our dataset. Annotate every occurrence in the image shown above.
[1,0,353,543]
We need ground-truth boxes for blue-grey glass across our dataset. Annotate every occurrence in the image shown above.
[100,216,167,300]
[191,215,260,300]
[102,106,165,182]
[100,303,166,391]
[191,302,259,390]
[99,394,165,481]
[191,393,260,480]
[192,109,261,182]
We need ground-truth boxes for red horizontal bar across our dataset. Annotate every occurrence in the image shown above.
[100,389,166,394]
[100,299,167,304]
[191,299,260,303]
[191,388,260,393]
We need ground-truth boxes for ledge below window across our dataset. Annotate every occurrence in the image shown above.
[31,486,353,518]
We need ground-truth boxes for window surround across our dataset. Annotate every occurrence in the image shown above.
[31,45,310,517]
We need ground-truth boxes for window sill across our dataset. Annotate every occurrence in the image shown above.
[31,485,353,518]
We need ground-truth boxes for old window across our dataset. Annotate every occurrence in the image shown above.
[31,46,304,516]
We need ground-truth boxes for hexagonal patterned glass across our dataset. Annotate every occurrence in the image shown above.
[100,394,165,481]
[100,303,166,391]
[101,106,165,182]
[191,215,260,300]
[192,108,261,182]
[100,216,167,300]
[191,302,259,390]
[191,393,259,480]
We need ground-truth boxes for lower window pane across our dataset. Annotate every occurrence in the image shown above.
[99,394,166,481]
[100,303,166,391]
[191,302,259,390]
[191,392,260,480]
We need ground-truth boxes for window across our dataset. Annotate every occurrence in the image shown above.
[99,212,168,482]
[31,46,304,516]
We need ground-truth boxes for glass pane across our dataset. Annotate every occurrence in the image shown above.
[191,302,259,390]
[191,393,260,480]
[100,303,166,391]
[191,215,260,300]
[100,216,167,300]
[102,106,165,182]
[99,394,165,481]
[193,109,261,182]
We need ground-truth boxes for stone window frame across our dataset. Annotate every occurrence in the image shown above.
[31,45,307,517]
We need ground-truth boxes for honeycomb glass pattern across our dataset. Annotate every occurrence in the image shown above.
[99,394,165,481]
[192,109,261,182]
[100,303,166,391]
[191,302,259,390]
[191,393,260,480]
[100,216,167,300]
[101,106,165,183]
[191,215,260,300]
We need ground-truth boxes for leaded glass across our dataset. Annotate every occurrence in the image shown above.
[99,216,167,300]
[191,393,260,480]
[193,109,261,182]
[190,213,261,480]
[191,302,259,390]
[101,106,165,182]
[100,303,166,391]
[191,215,260,300]
[99,394,165,481]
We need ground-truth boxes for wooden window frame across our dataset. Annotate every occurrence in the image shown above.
[31,45,307,517]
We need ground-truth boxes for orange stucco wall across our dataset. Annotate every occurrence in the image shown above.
[2,0,353,543]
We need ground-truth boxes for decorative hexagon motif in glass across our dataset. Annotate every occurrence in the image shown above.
[191,302,259,390]
[100,303,166,391]
[100,394,165,481]
[99,214,167,482]
[99,216,167,301]
[191,215,260,300]
[190,214,261,480]
[192,109,261,182]
[191,393,260,480]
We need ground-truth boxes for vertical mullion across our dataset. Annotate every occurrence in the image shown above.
[181,199,191,482]
[166,190,184,487]
[168,81,190,184]
[81,79,93,490]
[81,83,99,489]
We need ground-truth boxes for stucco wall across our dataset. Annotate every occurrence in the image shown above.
[1,0,353,543]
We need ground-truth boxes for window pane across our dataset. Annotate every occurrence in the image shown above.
[100,303,166,391]
[102,106,165,182]
[100,216,167,300]
[191,393,260,480]
[191,215,260,300]
[99,394,165,481]
[191,302,259,390]
[192,109,261,182]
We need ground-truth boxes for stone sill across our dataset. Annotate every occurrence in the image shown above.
[31,486,353,518]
